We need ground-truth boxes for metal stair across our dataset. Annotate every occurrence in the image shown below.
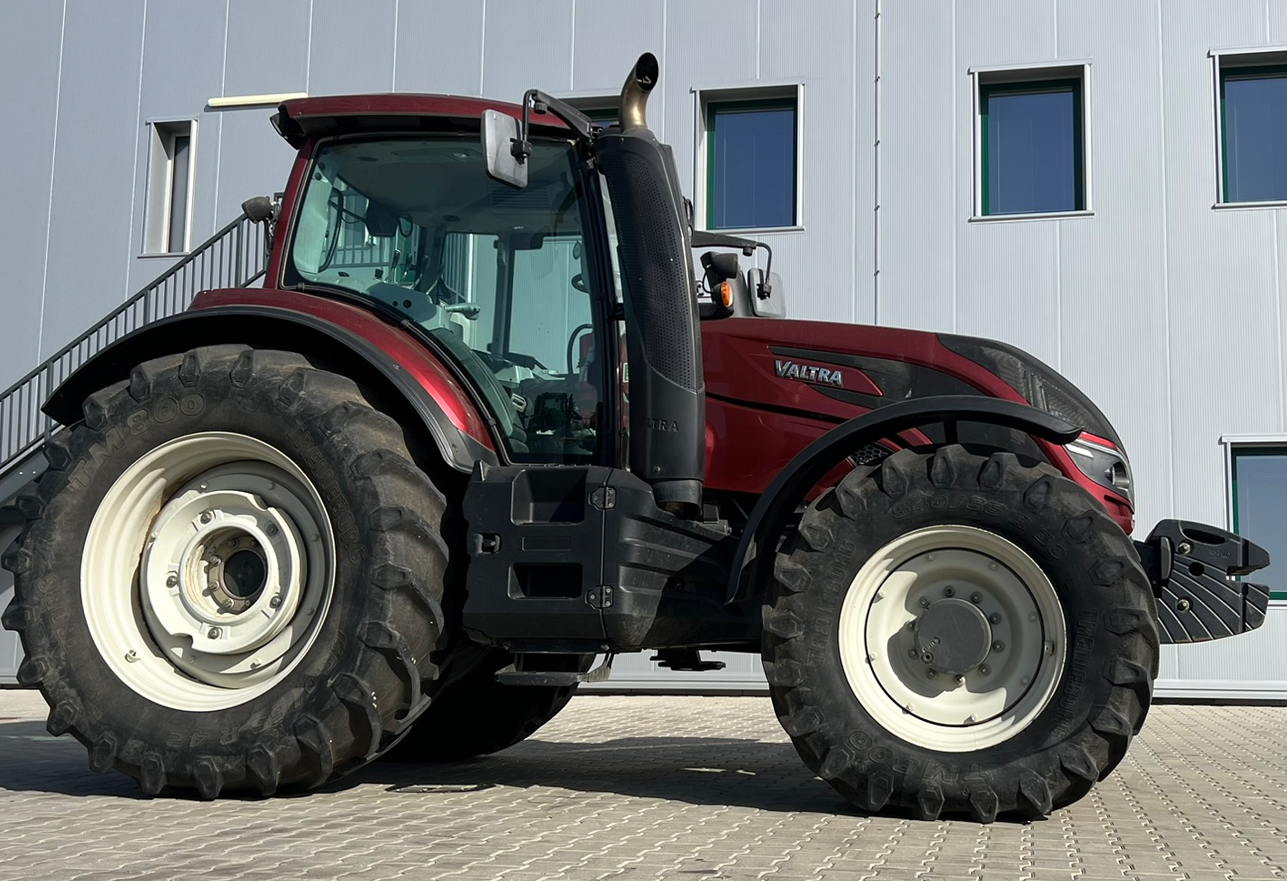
[0,213,267,497]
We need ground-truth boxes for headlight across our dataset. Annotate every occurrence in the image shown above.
[1065,437,1135,504]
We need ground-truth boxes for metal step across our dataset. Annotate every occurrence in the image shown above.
[494,655,615,687]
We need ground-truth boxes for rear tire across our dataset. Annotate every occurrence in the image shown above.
[762,445,1159,822]
[1,346,457,798]
[383,650,592,762]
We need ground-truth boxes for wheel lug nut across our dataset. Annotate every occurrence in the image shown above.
[919,598,931,608]
[908,648,919,658]
[200,511,213,524]
[979,665,990,675]
[166,573,178,588]
[955,676,965,685]
[992,641,1005,652]
[906,620,916,631]
[1029,613,1038,622]
[927,670,937,679]
[210,555,221,566]
[207,627,220,639]
[989,613,1002,625]
[970,592,982,604]
[944,586,955,597]
[269,595,283,609]
[265,523,278,537]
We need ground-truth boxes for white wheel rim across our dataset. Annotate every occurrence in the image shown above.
[837,525,1066,752]
[82,432,336,712]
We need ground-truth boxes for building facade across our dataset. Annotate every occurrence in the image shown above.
[2,0,1286,697]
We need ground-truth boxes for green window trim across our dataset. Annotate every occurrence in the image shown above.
[1230,446,1287,600]
[704,97,799,230]
[979,78,1085,216]
[1219,64,1287,203]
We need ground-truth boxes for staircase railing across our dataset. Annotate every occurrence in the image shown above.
[0,213,267,483]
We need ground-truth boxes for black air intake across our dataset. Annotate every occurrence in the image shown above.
[596,54,705,517]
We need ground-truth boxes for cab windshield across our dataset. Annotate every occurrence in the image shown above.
[286,136,608,464]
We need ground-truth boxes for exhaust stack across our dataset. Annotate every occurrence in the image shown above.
[618,53,658,132]
[596,53,706,518]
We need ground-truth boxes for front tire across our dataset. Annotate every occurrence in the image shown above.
[762,446,1159,822]
[1,346,456,798]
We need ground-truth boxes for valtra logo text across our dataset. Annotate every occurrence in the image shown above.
[774,359,844,387]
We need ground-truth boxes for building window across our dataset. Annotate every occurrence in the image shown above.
[582,107,618,128]
[975,68,1087,217]
[144,120,196,254]
[1229,445,1287,599]
[1220,65,1287,203]
[704,95,798,230]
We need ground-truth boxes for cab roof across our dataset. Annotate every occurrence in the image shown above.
[273,94,570,148]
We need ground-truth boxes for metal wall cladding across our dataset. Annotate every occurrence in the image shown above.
[0,0,1285,693]
[0,528,19,684]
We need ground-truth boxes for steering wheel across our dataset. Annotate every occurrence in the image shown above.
[567,324,594,374]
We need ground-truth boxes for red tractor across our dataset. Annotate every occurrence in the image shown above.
[2,55,1270,821]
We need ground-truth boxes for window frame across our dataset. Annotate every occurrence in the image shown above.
[1211,48,1287,207]
[696,83,804,234]
[969,62,1093,221]
[142,118,198,256]
[1222,434,1287,601]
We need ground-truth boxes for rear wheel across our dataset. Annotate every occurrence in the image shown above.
[384,649,592,762]
[762,445,1159,821]
[2,346,456,797]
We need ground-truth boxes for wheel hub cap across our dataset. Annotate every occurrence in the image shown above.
[837,525,1067,752]
[915,598,992,676]
[81,432,336,711]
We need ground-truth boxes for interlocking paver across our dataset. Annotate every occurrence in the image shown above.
[0,691,1285,880]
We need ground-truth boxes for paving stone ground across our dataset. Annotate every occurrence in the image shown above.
[0,689,1284,881]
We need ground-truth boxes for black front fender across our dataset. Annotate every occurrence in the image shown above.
[727,395,1080,605]
[44,306,496,473]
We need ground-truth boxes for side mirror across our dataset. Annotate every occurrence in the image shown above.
[747,268,786,318]
[482,109,528,189]
[241,195,276,223]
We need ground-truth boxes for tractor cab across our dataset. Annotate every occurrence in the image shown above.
[282,132,608,466]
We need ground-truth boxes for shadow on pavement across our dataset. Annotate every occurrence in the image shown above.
[0,719,140,799]
[340,736,860,815]
[0,716,851,814]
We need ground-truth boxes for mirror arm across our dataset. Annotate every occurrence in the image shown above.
[690,229,757,257]
[755,241,774,298]
[514,89,597,164]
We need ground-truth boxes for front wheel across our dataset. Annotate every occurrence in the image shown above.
[762,446,1159,822]
[2,346,457,798]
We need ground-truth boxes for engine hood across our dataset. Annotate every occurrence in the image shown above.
[700,317,1125,455]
